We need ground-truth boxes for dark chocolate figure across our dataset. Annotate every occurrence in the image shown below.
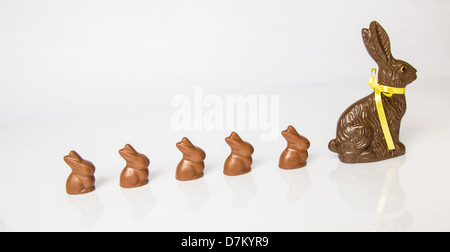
[176,137,206,181]
[64,151,96,195]
[119,144,150,188]
[329,21,417,163]
[279,125,310,169]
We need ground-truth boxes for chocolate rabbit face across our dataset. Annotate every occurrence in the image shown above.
[64,150,95,175]
[119,144,150,168]
[225,132,254,156]
[362,21,417,88]
[176,137,206,162]
[281,125,310,151]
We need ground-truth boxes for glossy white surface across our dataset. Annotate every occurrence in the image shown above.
[0,80,449,232]
[1,1,450,232]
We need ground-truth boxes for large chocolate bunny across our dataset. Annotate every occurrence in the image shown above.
[119,144,150,188]
[329,21,417,163]
[224,132,254,176]
[64,151,96,195]
[176,137,206,181]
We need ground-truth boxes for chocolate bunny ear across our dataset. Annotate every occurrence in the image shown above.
[120,144,138,154]
[225,132,244,150]
[176,137,206,162]
[64,150,82,163]
[362,21,393,65]
[282,125,310,150]
[225,137,241,150]
[176,137,194,153]
[281,125,299,142]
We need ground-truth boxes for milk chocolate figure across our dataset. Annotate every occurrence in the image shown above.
[176,137,206,181]
[119,144,150,188]
[279,125,310,169]
[64,151,96,195]
[329,21,417,163]
[224,132,254,176]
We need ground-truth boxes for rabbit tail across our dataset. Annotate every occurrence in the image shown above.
[328,139,339,153]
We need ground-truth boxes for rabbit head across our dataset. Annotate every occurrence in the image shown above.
[225,132,254,157]
[362,21,417,88]
[176,137,206,162]
[63,150,95,175]
[119,144,150,168]
[281,125,310,151]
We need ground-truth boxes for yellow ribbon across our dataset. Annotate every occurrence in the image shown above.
[367,68,405,150]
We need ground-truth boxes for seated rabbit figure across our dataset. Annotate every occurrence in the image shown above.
[329,21,417,163]
[279,125,310,169]
[119,144,150,188]
[64,150,96,195]
[223,132,254,176]
[176,137,206,181]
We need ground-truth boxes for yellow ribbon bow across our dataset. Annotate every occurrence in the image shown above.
[367,68,405,150]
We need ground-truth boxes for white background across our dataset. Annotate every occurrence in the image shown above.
[0,0,449,231]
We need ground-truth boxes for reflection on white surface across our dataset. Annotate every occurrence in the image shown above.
[330,156,414,232]
[177,178,211,215]
[279,168,312,203]
[121,184,157,221]
[0,80,449,231]
[67,191,104,229]
[224,173,257,208]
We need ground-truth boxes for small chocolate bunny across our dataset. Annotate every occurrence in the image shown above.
[176,137,206,181]
[329,21,417,163]
[119,144,150,188]
[279,125,310,169]
[224,132,254,176]
[64,150,96,195]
